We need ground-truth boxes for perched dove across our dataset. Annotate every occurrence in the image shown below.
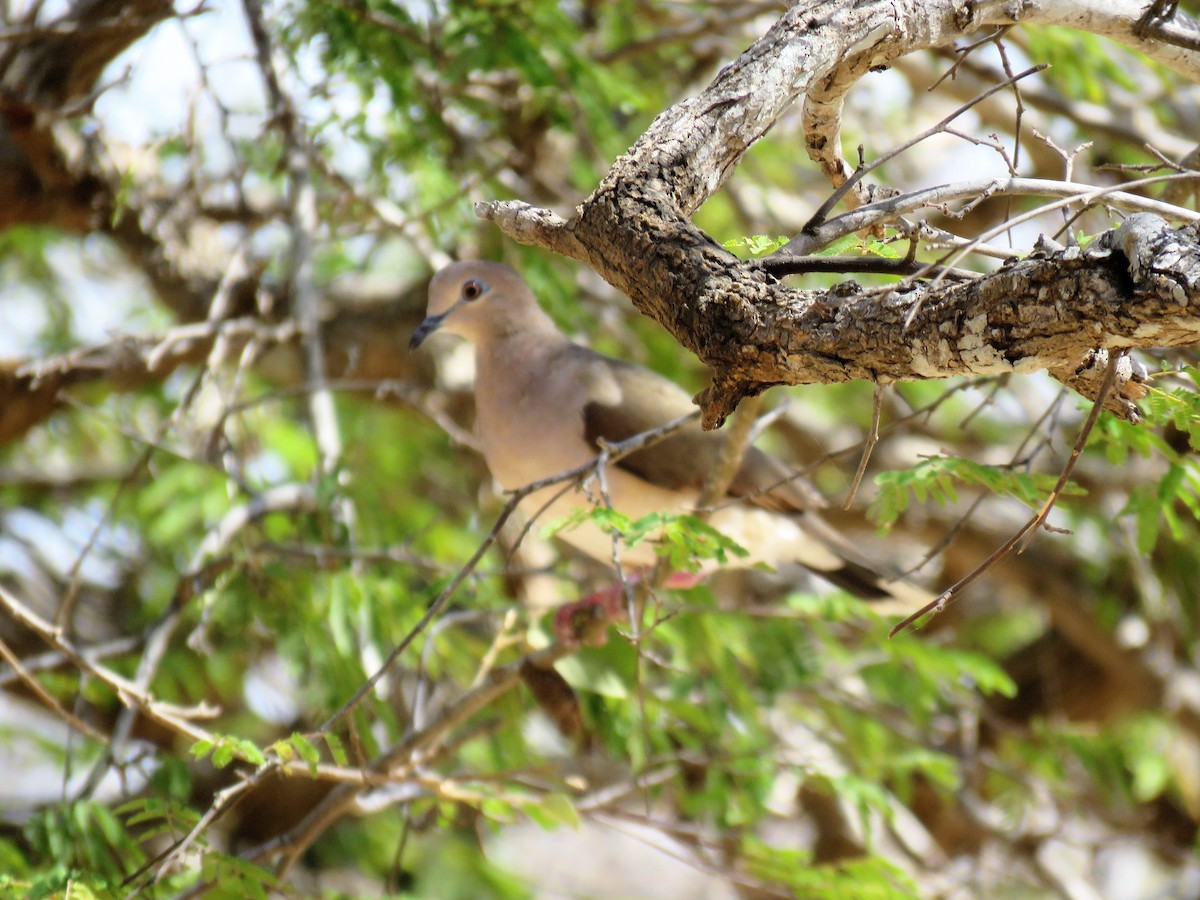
[410,261,929,611]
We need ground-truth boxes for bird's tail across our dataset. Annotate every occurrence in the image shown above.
[791,512,934,616]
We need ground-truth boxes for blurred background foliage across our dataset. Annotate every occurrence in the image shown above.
[0,0,1198,897]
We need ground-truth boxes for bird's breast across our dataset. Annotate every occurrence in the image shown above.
[474,365,594,490]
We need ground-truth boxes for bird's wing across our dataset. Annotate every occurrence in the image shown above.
[576,350,819,511]
[575,347,925,606]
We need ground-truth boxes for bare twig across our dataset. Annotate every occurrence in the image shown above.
[889,352,1121,636]
[843,383,885,509]
[778,173,1200,260]
[317,411,700,735]
[898,171,1200,329]
[793,64,1047,238]
[0,635,140,688]
[0,631,109,743]
[0,584,221,743]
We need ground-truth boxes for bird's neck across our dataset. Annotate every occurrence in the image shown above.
[474,315,569,380]
[472,325,578,490]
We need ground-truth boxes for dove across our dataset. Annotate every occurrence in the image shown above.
[410,261,929,619]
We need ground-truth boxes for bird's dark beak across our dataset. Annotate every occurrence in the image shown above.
[409,312,447,351]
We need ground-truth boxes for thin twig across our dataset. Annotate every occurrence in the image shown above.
[0,632,109,743]
[0,635,141,688]
[213,415,700,882]
[889,352,1121,637]
[256,640,576,878]
[794,64,1047,237]
[0,584,221,743]
[843,383,885,509]
[317,411,700,734]
[899,388,1068,579]
[150,779,256,884]
[776,173,1200,259]
[900,171,1200,329]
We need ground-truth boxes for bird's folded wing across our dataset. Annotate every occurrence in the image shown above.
[574,347,928,608]
[579,350,821,512]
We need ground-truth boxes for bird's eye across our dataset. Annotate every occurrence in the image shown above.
[461,279,486,302]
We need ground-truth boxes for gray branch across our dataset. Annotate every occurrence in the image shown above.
[478,0,1200,427]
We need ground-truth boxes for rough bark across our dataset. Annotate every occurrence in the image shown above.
[478,0,1200,428]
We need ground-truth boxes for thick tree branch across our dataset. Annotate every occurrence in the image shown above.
[477,0,1200,428]
[0,301,428,446]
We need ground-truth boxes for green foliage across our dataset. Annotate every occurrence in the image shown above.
[722,231,908,263]
[743,840,921,899]
[191,734,267,769]
[554,636,640,698]
[16,800,181,896]
[198,853,277,900]
[1089,372,1200,556]
[868,634,1018,707]
[1024,28,1141,103]
[271,732,321,774]
[1146,373,1200,450]
[285,0,662,238]
[815,232,907,259]
[870,454,1087,526]
[546,507,749,570]
[724,233,789,256]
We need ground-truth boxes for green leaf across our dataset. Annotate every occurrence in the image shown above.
[480,798,517,823]
[0,838,29,878]
[190,738,215,761]
[1123,484,1164,554]
[723,234,789,257]
[553,641,637,698]
[323,732,349,767]
[272,739,296,762]
[871,456,1085,527]
[530,793,580,831]
[236,738,267,767]
[212,742,235,769]
[290,733,322,775]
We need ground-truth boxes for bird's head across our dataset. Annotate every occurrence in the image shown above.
[409,261,542,350]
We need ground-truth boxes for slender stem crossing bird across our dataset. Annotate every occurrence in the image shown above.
[410,261,930,634]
